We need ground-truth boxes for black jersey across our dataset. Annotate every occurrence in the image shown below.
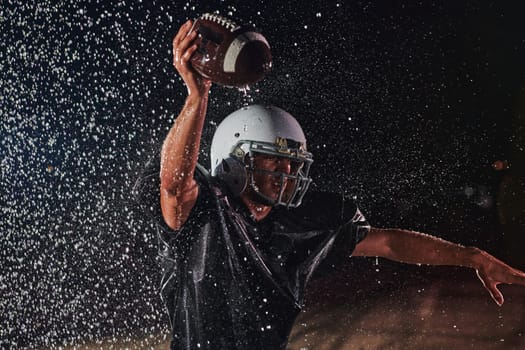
[134,154,369,350]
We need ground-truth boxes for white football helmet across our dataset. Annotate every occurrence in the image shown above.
[210,104,313,208]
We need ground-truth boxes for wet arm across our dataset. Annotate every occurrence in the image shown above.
[353,227,525,305]
[160,20,211,231]
[353,227,479,267]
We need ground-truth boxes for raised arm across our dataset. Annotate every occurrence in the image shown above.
[353,227,525,306]
[160,20,211,231]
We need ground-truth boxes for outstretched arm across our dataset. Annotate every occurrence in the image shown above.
[353,227,525,306]
[160,20,211,231]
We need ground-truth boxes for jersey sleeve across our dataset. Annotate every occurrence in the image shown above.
[331,196,370,257]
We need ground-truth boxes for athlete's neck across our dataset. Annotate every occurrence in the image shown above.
[240,194,272,221]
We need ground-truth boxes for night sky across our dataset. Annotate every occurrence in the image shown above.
[2,1,525,348]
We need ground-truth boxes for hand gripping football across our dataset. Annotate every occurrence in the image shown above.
[189,13,272,88]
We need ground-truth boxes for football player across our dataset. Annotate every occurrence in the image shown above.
[134,21,525,350]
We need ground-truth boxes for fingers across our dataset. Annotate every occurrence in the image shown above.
[487,258,525,285]
[488,284,504,306]
[173,20,193,47]
[173,21,198,69]
[182,41,198,62]
[477,270,504,306]
[507,268,525,286]
[174,33,197,65]
[174,34,197,69]
[171,20,211,96]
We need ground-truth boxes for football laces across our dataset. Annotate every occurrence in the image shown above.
[201,13,240,32]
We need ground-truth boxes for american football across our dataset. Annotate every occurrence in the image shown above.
[189,13,272,88]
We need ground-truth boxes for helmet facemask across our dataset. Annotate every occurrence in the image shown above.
[235,139,313,208]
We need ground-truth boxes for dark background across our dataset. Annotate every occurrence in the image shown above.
[1,1,525,348]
